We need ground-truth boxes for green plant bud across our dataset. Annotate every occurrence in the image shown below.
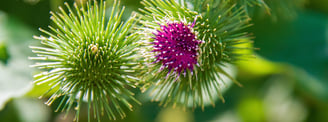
[29,0,141,121]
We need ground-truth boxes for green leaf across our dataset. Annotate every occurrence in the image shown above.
[252,10,328,81]
[250,10,328,101]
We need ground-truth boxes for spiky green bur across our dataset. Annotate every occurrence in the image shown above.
[138,0,252,109]
[29,0,141,121]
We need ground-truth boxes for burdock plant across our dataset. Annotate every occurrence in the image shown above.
[138,0,252,110]
[29,0,141,121]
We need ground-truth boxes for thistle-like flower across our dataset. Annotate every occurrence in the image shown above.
[138,0,252,109]
[29,0,141,121]
[152,21,203,77]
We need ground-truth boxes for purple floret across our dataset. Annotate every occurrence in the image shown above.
[152,22,202,76]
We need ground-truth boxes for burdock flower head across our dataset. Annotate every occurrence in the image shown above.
[152,21,203,77]
[138,0,252,109]
[29,0,141,121]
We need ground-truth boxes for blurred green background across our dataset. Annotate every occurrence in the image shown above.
[0,0,328,122]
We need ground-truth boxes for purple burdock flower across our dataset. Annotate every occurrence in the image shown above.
[152,21,203,77]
